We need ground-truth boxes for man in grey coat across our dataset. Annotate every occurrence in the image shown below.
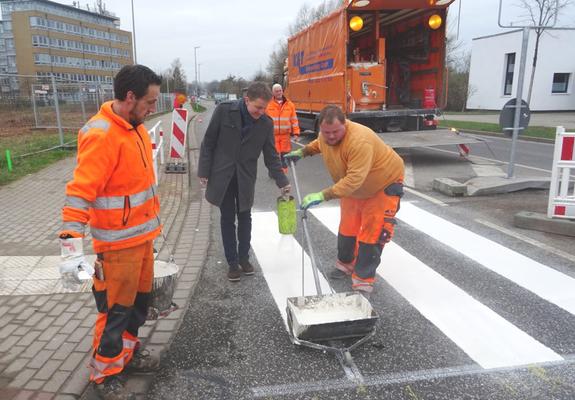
[198,82,291,281]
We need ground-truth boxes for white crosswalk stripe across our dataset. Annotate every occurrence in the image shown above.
[251,203,572,370]
[251,212,332,325]
[311,206,563,369]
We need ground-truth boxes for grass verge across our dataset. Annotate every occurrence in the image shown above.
[0,132,77,186]
[438,119,563,140]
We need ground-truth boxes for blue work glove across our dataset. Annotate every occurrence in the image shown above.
[301,192,325,210]
[284,148,304,165]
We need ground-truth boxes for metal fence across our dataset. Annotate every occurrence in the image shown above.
[0,73,174,145]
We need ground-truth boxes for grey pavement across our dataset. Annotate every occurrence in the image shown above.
[442,112,575,129]
[0,106,211,400]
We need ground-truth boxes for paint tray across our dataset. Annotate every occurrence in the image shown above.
[286,292,378,342]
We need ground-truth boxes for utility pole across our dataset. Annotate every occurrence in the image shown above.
[194,46,200,97]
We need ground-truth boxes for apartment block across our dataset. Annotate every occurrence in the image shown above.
[0,0,133,91]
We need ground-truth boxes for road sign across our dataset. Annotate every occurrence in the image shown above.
[499,99,530,137]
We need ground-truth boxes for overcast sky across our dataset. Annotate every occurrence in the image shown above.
[54,0,575,82]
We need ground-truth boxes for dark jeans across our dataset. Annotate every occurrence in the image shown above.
[219,174,251,267]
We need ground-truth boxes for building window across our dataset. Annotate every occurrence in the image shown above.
[552,73,570,94]
[503,53,515,96]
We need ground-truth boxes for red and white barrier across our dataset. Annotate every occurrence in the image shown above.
[548,126,575,219]
[169,108,188,160]
[148,120,165,184]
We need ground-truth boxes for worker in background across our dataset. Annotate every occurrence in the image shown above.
[285,105,404,297]
[198,82,291,282]
[59,65,162,400]
[265,83,300,174]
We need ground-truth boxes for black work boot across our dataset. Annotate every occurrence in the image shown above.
[125,348,160,373]
[94,375,135,400]
[239,259,255,275]
[228,265,241,282]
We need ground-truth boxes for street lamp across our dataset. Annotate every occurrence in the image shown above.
[131,0,137,63]
[198,63,201,96]
[193,46,200,97]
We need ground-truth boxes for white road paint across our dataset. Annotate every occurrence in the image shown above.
[475,218,575,265]
[398,202,575,316]
[251,212,332,326]
[404,187,448,207]
[424,146,552,174]
[311,207,563,369]
[403,154,415,187]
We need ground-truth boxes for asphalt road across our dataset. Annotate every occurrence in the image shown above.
[147,104,575,400]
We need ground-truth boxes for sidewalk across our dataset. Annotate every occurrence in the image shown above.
[442,112,575,129]
[0,107,211,400]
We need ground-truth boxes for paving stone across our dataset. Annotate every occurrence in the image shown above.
[51,342,76,361]
[149,331,171,345]
[21,341,46,359]
[32,392,54,400]
[33,316,56,331]
[31,296,51,308]
[52,312,74,327]
[26,350,54,369]
[14,308,37,321]
[171,289,189,300]
[59,352,85,372]
[3,357,29,375]
[37,326,60,342]
[60,360,90,396]
[34,360,62,380]
[65,302,83,313]
[52,395,77,400]
[24,380,45,390]
[13,326,31,336]
[17,331,42,347]
[80,313,96,328]
[0,324,18,339]
[12,390,35,400]
[45,334,68,351]
[74,307,91,322]
[67,327,90,343]
[154,319,178,332]
[75,335,92,353]
[163,308,184,321]
[22,312,43,327]
[1,346,26,363]
[43,371,71,393]
[47,304,67,317]
[39,301,58,313]
[8,368,36,388]
[58,319,81,335]
[8,302,29,315]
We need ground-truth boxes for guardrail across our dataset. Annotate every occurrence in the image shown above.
[548,126,575,219]
[148,120,165,185]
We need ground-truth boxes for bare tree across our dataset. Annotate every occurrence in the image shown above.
[515,0,572,104]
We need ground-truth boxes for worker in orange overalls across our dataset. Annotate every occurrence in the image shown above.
[59,65,162,400]
[285,105,404,297]
[266,83,300,173]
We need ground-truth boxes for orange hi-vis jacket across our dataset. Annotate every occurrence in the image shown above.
[266,96,300,153]
[303,120,404,201]
[61,101,161,252]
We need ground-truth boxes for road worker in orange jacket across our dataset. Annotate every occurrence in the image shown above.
[59,65,162,400]
[285,105,404,296]
[266,83,300,173]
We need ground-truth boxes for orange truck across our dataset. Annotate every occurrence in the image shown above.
[286,0,454,135]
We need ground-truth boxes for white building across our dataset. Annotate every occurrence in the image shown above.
[467,29,575,111]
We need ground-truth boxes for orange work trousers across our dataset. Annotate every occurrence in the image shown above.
[89,240,154,383]
[275,134,292,173]
[338,181,403,290]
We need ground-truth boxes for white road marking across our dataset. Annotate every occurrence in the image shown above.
[251,212,332,326]
[251,356,575,398]
[398,202,575,316]
[311,206,563,369]
[475,218,575,265]
[403,154,415,187]
[423,146,552,174]
[404,187,448,207]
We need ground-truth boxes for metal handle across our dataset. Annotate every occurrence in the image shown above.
[289,160,323,296]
